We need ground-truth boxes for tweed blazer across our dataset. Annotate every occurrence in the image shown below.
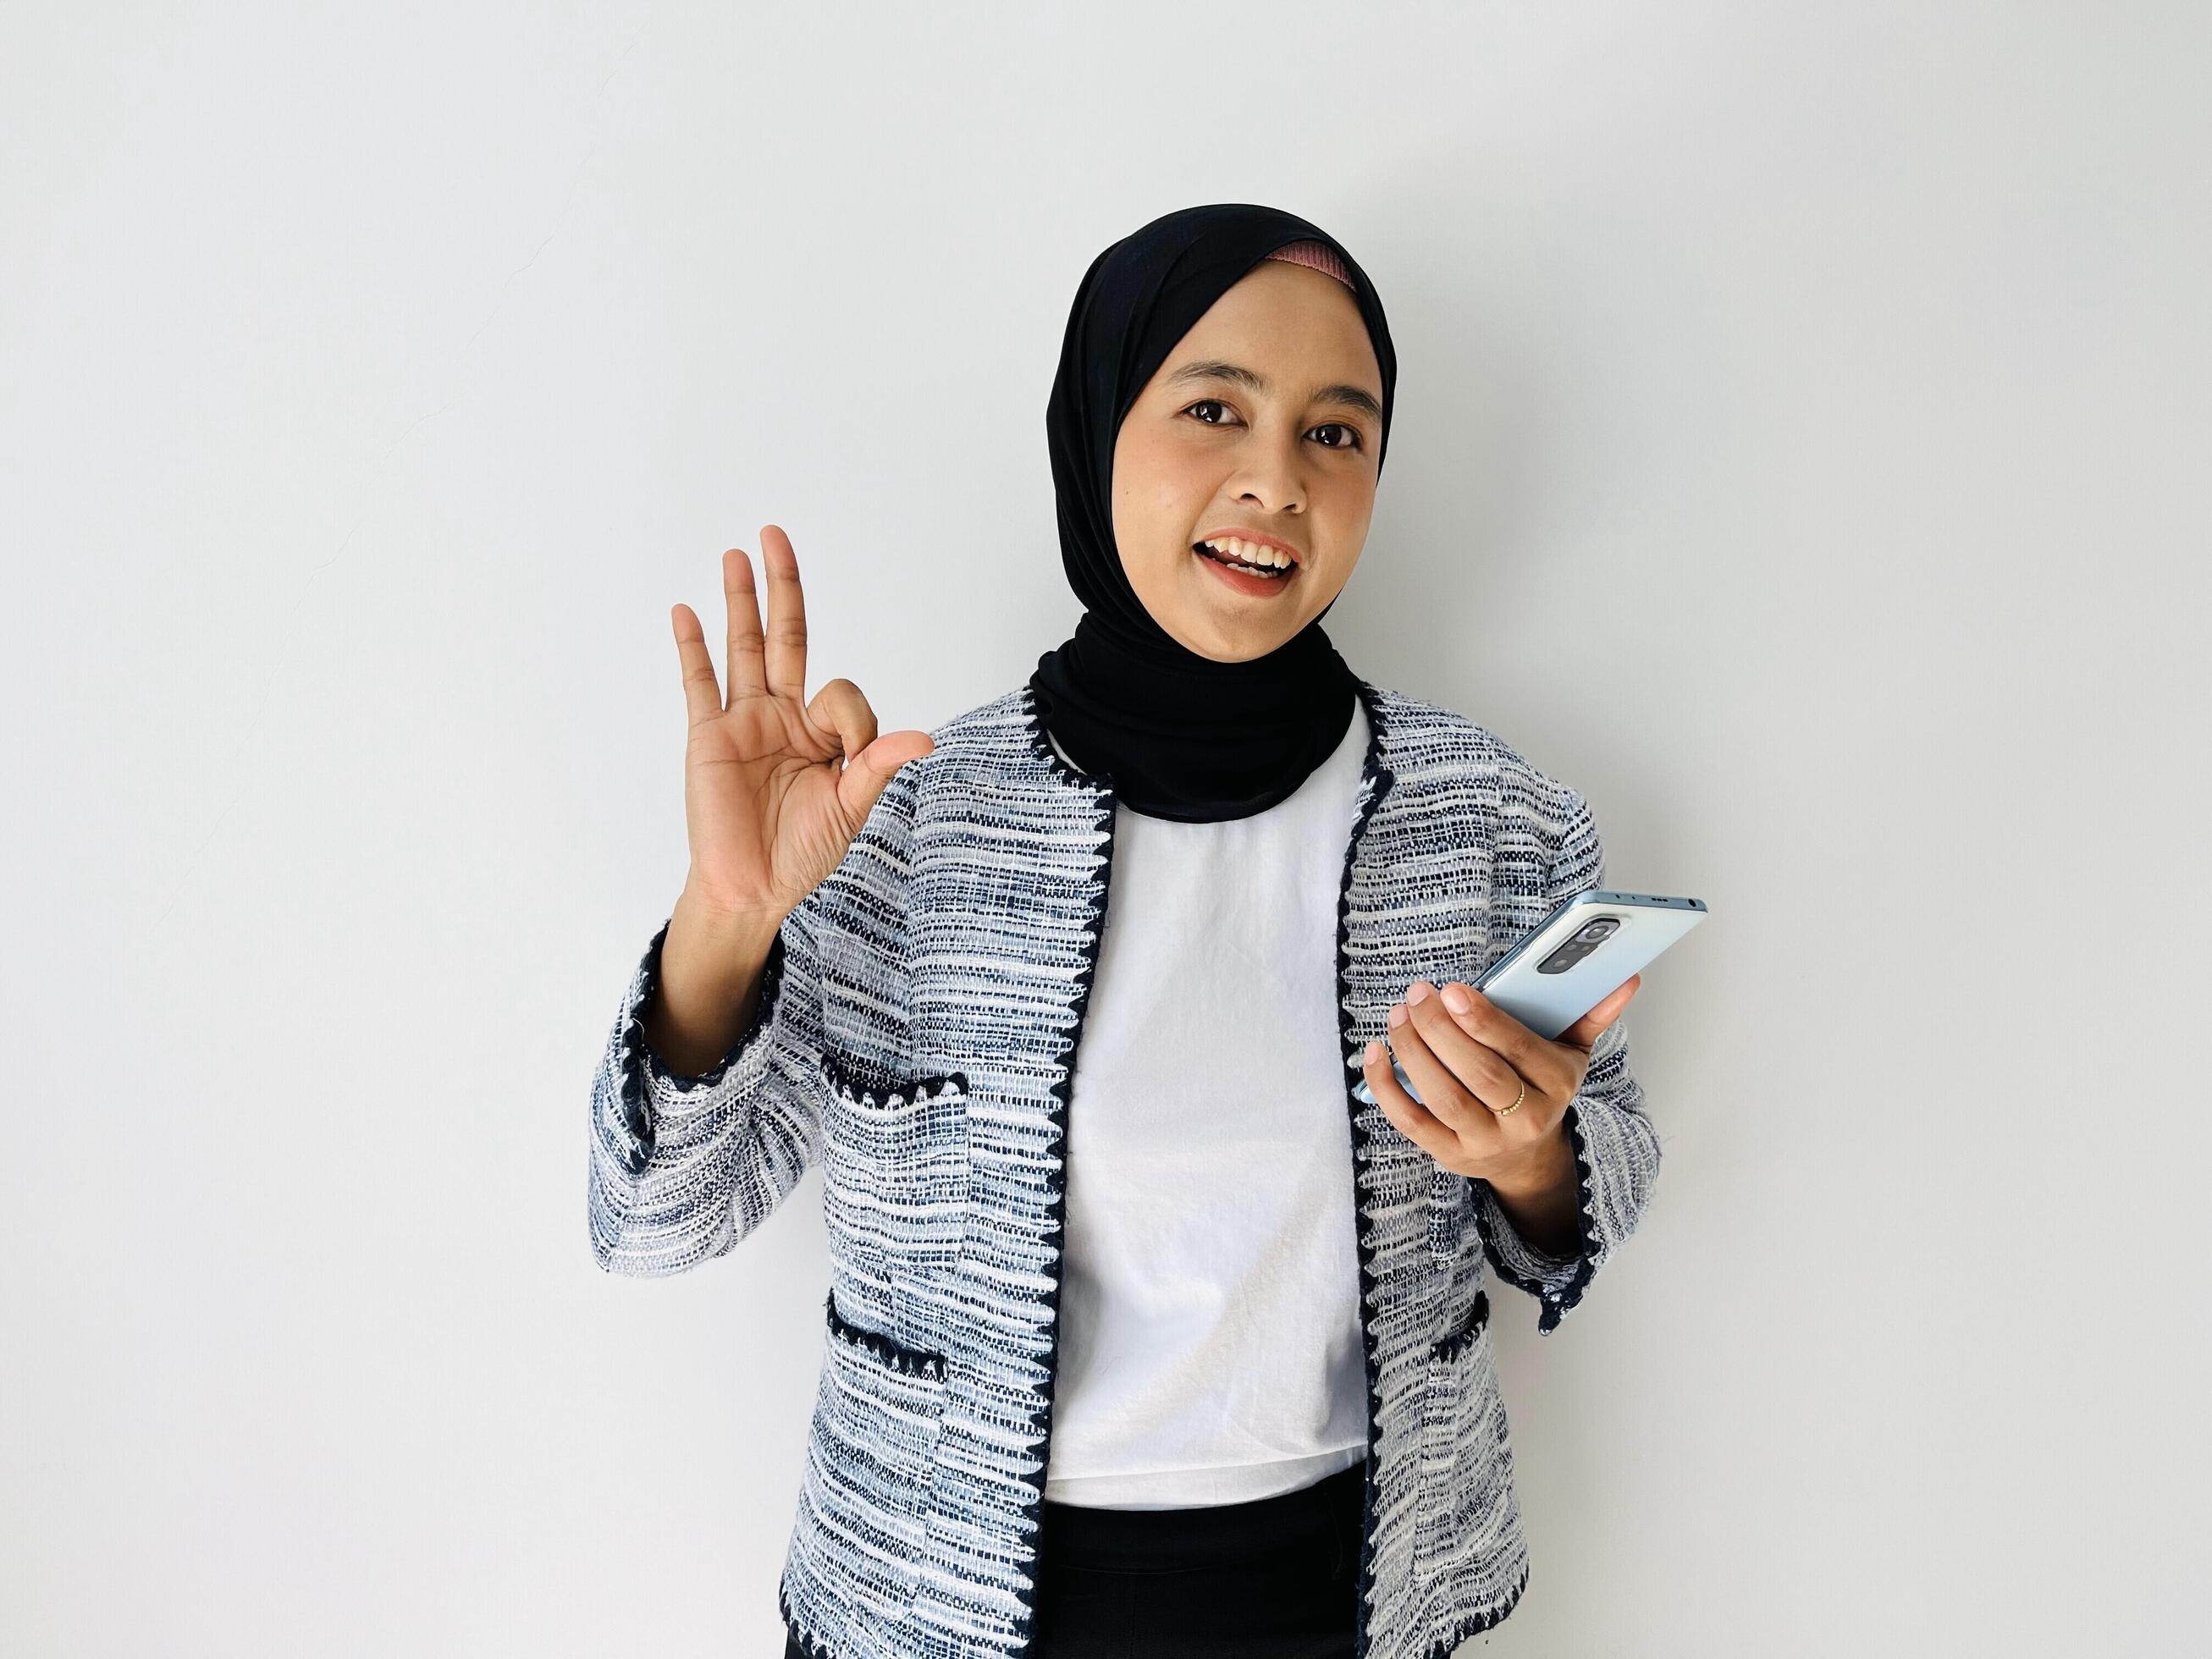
[587,677,1661,1659]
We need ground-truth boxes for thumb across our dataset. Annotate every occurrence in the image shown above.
[1559,973,1640,1051]
[835,730,935,828]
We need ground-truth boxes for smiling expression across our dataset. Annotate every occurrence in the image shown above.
[1108,257,1385,662]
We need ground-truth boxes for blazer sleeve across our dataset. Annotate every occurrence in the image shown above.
[1469,786,1663,1333]
[586,766,918,1277]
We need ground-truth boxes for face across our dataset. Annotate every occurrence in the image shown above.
[1110,258,1385,662]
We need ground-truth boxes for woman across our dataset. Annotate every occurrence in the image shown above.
[588,204,1659,1659]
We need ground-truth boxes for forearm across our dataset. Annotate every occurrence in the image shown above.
[1483,1122,1583,1259]
[641,884,785,1078]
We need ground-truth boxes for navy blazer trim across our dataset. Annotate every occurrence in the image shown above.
[588,674,1663,1659]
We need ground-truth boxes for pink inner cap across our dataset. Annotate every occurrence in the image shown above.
[1260,239,1354,289]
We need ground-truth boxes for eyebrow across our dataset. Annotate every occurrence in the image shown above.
[1165,359,1384,422]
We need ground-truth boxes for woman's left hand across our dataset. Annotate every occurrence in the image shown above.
[1362,975,1641,1188]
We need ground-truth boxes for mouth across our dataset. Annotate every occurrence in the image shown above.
[1191,536,1299,595]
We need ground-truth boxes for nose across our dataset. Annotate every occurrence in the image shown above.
[1233,449,1307,516]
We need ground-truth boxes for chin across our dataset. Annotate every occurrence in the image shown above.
[1202,622,1302,662]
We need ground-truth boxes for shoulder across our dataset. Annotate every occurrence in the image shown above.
[1365,685,1603,901]
[832,689,1033,861]
[854,686,1041,844]
[1365,683,1588,824]
[890,686,1040,802]
[923,685,1037,763]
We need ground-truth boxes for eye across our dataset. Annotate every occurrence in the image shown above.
[1181,401,1366,452]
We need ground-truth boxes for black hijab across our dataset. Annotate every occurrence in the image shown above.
[1026,203,1398,822]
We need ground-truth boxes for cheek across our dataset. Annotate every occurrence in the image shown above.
[1115,427,1216,528]
[1309,483,1376,579]
[1113,500,1208,594]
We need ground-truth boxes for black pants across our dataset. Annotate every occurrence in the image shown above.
[783,1458,1366,1657]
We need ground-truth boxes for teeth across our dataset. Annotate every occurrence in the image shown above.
[1199,537,1293,571]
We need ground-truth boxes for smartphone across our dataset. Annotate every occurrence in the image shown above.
[1353,890,1707,1106]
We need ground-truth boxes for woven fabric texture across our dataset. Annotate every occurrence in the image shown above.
[587,677,1661,1659]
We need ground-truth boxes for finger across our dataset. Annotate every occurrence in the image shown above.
[1360,1039,1464,1166]
[808,678,880,774]
[1403,984,1555,1112]
[670,602,724,727]
[807,680,936,828]
[1385,1000,1500,1145]
[758,524,809,704]
[1558,973,1641,1053]
[1433,982,1570,1097]
[721,546,767,707]
[839,730,937,828]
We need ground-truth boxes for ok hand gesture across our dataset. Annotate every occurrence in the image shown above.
[670,525,935,926]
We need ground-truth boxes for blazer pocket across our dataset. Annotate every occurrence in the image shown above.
[817,1049,973,1288]
[1415,1289,1516,1582]
[819,1046,968,1113]
[817,1288,948,1487]
[803,1288,949,1608]
[824,1285,948,1383]
[1431,1287,1492,1367]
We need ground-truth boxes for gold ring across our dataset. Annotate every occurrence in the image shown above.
[1493,1078,1526,1118]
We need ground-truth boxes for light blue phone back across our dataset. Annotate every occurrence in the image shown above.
[1477,890,1706,1041]
[1353,890,1707,1107]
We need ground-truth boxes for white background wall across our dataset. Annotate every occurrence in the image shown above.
[4,4,2204,1654]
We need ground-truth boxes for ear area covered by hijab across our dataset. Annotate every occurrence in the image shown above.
[1026,202,1398,824]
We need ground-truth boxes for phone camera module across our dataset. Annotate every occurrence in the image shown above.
[1536,914,1620,976]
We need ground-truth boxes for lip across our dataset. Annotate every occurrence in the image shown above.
[1193,541,1298,598]
[1195,527,1304,566]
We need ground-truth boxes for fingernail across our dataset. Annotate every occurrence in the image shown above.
[1442,984,1471,1013]
[1364,1040,1381,1063]
[1387,1003,1408,1027]
[1406,981,1432,1004]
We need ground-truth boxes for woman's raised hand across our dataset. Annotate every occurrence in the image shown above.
[670,526,935,927]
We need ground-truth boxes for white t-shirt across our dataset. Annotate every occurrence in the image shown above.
[1040,698,1373,1509]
